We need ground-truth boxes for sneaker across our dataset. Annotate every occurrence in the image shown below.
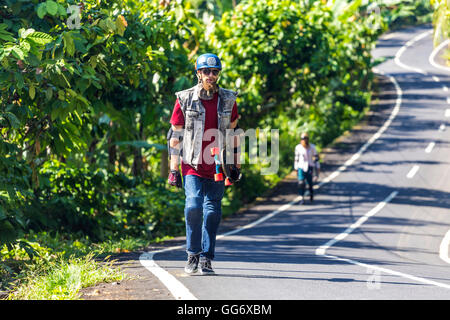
[184,254,200,274]
[199,257,215,275]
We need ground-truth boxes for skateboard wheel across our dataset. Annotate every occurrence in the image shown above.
[211,147,220,156]
[214,173,224,181]
[225,178,233,186]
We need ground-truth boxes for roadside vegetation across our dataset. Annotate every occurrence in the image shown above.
[430,0,450,63]
[0,0,433,299]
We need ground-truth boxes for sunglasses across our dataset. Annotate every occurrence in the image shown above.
[200,68,220,76]
[301,137,309,140]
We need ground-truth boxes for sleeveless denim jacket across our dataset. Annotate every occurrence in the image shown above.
[175,85,238,170]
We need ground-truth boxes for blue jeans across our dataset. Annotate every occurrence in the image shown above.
[183,175,225,260]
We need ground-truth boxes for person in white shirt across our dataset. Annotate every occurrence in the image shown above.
[294,132,320,202]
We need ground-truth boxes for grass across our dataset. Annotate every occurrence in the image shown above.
[7,253,124,300]
[0,231,167,300]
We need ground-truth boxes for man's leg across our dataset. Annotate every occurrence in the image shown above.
[183,175,204,273]
[305,168,314,202]
[298,169,306,197]
[200,178,224,274]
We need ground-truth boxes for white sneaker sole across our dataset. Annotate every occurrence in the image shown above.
[184,268,198,275]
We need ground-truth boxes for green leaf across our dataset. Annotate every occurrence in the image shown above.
[0,32,15,42]
[46,0,58,16]
[57,3,67,17]
[11,47,24,60]
[51,106,61,121]
[18,240,37,259]
[19,40,30,54]
[37,3,47,19]
[4,112,21,129]
[175,6,184,24]
[63,32,75,56]
[27,32,53,45]
[45,88,53,101]
[19,28,34,39]
[29,85,35,100]
[115,16,127,37]
[58,89,65,100]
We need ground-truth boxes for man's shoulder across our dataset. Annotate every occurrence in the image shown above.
[176,85,197,97]
[175,85,198,110]
[219,87,238,98]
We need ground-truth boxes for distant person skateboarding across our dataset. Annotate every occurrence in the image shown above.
[167,53,241,275]
[294,132,320,203]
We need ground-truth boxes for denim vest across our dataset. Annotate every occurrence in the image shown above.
[175,85,237,170]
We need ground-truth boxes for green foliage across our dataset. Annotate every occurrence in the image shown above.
[0,0,195,247]
[7,252,124,300]
[24,159,185,241]
[431,0,450,50]
[355,0,433,30]
[211,0,380,130]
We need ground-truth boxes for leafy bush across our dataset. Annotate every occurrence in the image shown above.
[0,0,196,246]
[22,159,185,241]
[431,0,450,52]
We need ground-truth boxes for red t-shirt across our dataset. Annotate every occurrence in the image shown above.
[170,92,238,179]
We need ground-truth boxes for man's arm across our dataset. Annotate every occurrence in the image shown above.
[294,145,299,170]
[169,124,183,171]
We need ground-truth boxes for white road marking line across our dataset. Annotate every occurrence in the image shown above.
[439,230,450,264]
[394,30,432,75]
[446,109,450,117]
[139,250,196,300]
[425,142,436,153]
[429,39,450,73]
[316,191,398,256]
[323,253,450,290]
[447,98,450,105]
[439,124,446,132]
[406,165,420,179]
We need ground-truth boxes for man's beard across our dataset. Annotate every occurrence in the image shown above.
[198,79,218,100]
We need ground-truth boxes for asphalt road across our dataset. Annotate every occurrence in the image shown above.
[144,25,450,300]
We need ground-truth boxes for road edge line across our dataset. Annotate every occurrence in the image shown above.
[316,191,398,256]
[429,39,450,73]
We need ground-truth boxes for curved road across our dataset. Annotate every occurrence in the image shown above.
[141,25,450,300]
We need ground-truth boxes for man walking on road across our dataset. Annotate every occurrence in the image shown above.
[294,132,320,203]
[167,53,240,275]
